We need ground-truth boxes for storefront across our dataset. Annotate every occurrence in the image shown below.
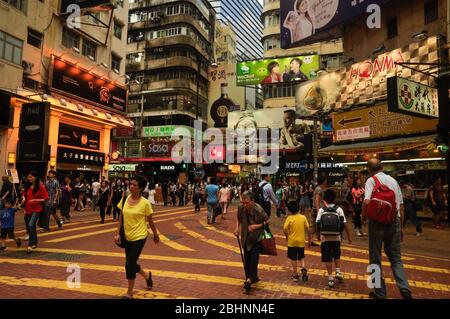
[2,56,132,182]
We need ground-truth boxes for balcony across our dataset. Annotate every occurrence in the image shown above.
[146,35,210,59]
[163,14,210,42]
[263,25,280,39]
[146,56,208,79]
[126,60,145,72]
[263,0,280,14]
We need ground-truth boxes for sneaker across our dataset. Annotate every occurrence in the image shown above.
[400,288,413,299]
[328,278,335,288]
[22,235,29,241]
[244,280,252,293]
[335,272,344,283]
[15,238,21,247]
[292,274,299,282]
[26,247,33,254]
[301,268,309,282]
[57,220,63,229]
[357,231,363,237]
[416,232,422,237]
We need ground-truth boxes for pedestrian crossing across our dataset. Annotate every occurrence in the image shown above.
[1,204,449,299]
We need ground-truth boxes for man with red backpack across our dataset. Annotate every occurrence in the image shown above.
[362,158,412,299]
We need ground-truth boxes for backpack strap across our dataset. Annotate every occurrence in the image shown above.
[372,175,383,193]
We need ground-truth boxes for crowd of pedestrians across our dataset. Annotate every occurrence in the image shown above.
[0,157,448,299]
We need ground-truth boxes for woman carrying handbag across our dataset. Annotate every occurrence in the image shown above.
[114,176,160,299]
[97,181,110,224]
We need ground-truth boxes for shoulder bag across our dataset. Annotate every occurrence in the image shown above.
[115,199,127,249]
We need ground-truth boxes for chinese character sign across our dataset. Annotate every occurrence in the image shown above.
[388,77,439,119]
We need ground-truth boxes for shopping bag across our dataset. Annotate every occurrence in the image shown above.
[259,225,277,256]
[106,204,112,216]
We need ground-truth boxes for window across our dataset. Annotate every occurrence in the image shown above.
[4,0,27,13]
[62,27,80,49]
[113,21,122,39]
[27,28,43,48]
[82,39,97,60]
[425,0,438,24]
[387,17,398,39]
[0,31,23,65]
[264,37,279,50]
[112,55,121,72]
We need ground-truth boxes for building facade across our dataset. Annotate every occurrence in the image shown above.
[0,0,131,182]
[115,0,215,182]
[208,0,263,59]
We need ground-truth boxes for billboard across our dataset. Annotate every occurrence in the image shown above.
[228,107,312,150]
[295,36,439,113]
[50,56,127,114]
[208,64,245,128]
[236,55,320,86]
[60,0,115,14]
[280,0,393,48]
[332,104,438,142]
[387,77,439,119]
[295,71,341,117]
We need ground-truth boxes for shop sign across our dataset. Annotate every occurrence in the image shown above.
[18,102,50,162]
[333,104,437,142]
[50,56,127,114]
[388,77,439,119]
[285,172,301,177]
[142,125,194,138]
[296,36,439,113]
[58,123,100,150]
[77,166,92,171]
[109,164,137,172]
[57,147,105,167]
[145,138,174,157]
[160,165,175,171]
[285,161,308,172]
[319,162,339,169]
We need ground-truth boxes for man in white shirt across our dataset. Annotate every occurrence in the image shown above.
[258,175,278,218]
[362,158,411,300]
[91,179,101,212]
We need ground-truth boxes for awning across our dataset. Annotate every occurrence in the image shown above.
[319,134,437,156]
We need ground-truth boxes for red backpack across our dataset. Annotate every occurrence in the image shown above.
[367,176,397,224]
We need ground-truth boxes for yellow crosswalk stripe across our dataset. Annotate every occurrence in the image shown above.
[159,234,195,251]
[198,220,450,274]
[0,274,192,299]
[44,213,190,243]
[9,247,450,293]
[0,258,367,299]
[174,222,243,254]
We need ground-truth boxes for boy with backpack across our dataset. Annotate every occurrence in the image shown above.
[316,189,351,288]
[283,201,309,282]
[0,199,22,250]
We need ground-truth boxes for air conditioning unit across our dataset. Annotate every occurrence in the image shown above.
[22,61,34,75]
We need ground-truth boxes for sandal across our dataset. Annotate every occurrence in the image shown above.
[122,294,134,299]
[301,268,309,282]
[146,271,153,290]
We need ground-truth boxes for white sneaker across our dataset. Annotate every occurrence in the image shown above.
[357,230,363,237]
[22,235,29,241]
[416,232,422,237]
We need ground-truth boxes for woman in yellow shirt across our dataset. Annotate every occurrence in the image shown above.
[114,176,160,299]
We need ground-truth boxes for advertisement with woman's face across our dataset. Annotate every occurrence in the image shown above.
[280,0,393,48]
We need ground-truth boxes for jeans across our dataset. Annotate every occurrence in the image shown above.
[193,195,200,211]
[207,203,217,222]
[244,241,262,281]
[404,201,422,233]
[368,219,410,298]
[112,200,120,220]
[25,213,40,247]
[124,238,147,280]
[92,194,99,212]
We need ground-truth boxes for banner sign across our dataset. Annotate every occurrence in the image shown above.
[50,56,127,114]
[18,102,50,162]
[58,123,100,150]
[280,0,393,48]
[57,147,105,166]
[60,0,113,14]
[236,55,319,86]
[142,125,194,138]
[109,164,137,172]
[333,104,438,142]
[387,77,439,119]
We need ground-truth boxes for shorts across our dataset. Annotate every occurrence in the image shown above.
[321,241,341,263]
[1,228,15,240]
[287,247,305,261]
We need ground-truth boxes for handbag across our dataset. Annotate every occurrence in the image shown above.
[215,204,222,216]
[259,224,277,256]
[115,199,127,249]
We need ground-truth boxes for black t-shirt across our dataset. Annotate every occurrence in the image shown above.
[0,180,13,200]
